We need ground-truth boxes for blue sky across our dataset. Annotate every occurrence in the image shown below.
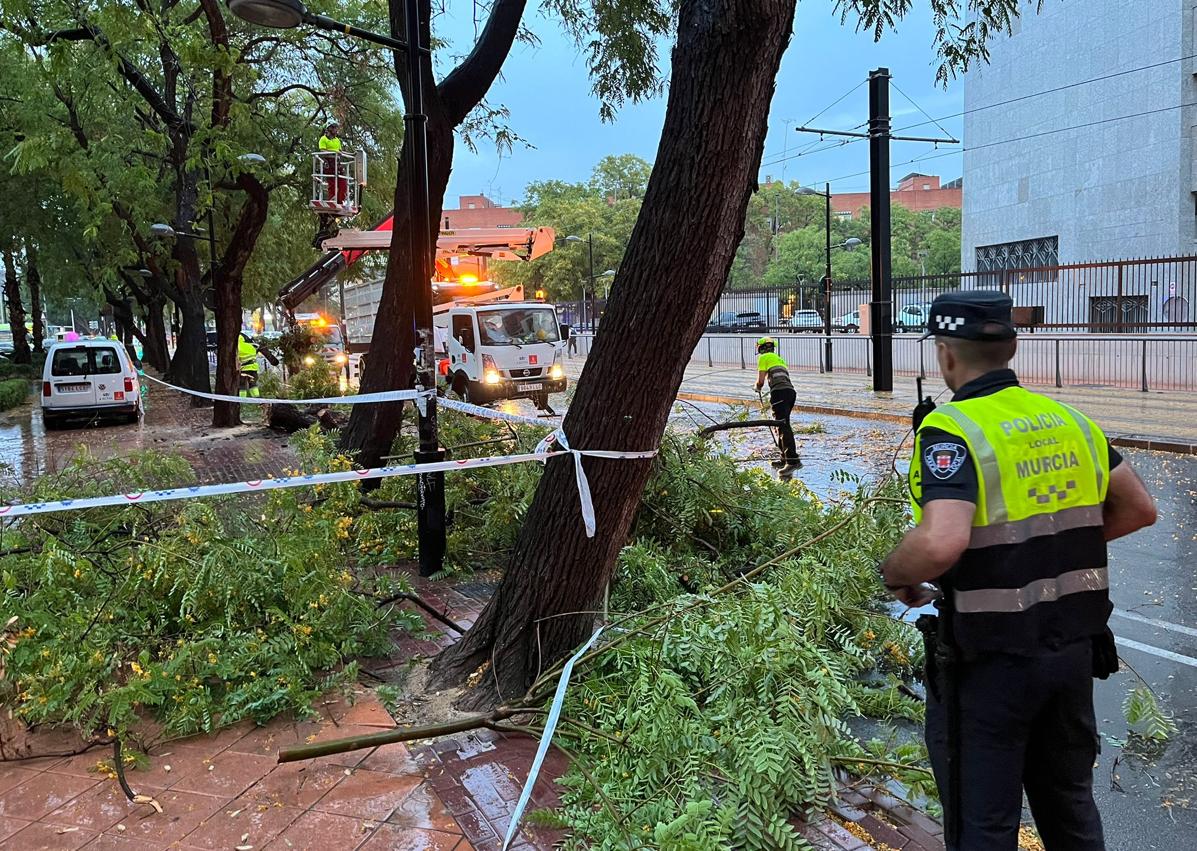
[435,3,966,206]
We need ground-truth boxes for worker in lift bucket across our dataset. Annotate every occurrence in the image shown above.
[313,122,346,248]
[754,336,802,480]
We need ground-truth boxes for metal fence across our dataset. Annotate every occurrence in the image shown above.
[710,254,1197,334]
[570,332,1197,392]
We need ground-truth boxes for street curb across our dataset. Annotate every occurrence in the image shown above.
[1109,435,1197,455]
[676,392,1197,455]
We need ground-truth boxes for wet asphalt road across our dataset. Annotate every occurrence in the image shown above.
[1094,448,1197,849]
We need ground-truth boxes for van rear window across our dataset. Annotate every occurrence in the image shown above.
[51,346,123,376]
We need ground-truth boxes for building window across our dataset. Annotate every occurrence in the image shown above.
[1089,295,1148,333]
[975,236,1059,284]
[922,183,930,190]
[834,210,853,222]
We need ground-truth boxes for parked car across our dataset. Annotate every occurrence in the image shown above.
[706,311,737,333]
[788,310,824,333]
[41,340,141,428]
[729,311,768,333]
[896,303,932,333]
[833,310,861,333]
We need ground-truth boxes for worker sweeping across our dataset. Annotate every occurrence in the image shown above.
[753,337,802,479]
[880,290,1157,850]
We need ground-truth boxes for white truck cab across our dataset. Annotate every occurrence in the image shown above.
[438,302,566,407]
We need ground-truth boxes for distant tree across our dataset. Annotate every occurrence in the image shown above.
[925,227,962,275]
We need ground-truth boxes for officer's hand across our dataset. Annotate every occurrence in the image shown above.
[891,583,939,609]
[912,396,936,431]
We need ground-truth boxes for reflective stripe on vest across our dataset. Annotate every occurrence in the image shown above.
[909,387,1111,615]
[954,567,1109,614]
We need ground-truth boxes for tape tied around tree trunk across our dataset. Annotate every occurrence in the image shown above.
[534,429,657,538]
[502,626,605,850]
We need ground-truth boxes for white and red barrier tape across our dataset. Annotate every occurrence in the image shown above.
[141,374,424,407]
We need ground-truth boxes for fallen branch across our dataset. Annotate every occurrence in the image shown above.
[277,708,517,763]
[375,592,467,634]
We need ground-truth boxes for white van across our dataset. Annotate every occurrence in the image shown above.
[438,302,567,407]
[41,340,142,427]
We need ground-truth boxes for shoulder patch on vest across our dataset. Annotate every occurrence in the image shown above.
[925,442,968,480]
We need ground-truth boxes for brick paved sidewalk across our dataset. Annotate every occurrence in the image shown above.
[565,357,1197,452]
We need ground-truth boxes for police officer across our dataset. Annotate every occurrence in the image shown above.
[753,336,802,479]
[879,290,1157,851]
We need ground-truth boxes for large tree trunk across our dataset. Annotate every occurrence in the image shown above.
[142,293,170,372]
[25,242,44,353]
[339,0,527,467]
[432,0,797,707]
[164,174,213,399]
[2,249,31,364]
[212,175,269,428]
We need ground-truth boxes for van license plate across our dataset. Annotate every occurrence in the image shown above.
[58,383,89,392]
[517,383,543,392]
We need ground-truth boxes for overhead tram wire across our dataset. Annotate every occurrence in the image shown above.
[891,81,957,141]
[760,80,867,164]
[803,96,1197,189]
[892,51,1197,135]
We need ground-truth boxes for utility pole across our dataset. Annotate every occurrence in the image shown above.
[587,233,595,331]
[822,181,833,373]
[403,0,446,577]
[792,69,956,393]
[867,67,894,392]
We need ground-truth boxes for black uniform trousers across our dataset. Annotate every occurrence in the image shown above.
[925,638,1105,851]
[769,387,800,464]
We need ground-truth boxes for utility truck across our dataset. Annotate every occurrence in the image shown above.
[434,293,566,410]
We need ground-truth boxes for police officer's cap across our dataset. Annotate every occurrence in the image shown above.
[920,289,1017,342]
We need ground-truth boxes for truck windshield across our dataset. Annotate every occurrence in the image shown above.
[478,308,560,346]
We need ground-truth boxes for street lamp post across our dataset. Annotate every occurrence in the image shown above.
[563,233,595,330]
[229,0,446,577]
[798,185,862,373]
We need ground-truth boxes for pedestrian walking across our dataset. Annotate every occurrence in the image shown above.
[753,336,801,478]
[879,290,1157,851]
[561,322,577,357]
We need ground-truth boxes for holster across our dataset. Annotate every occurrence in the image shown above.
[917,609,962,847]
[1092,626,1119,680]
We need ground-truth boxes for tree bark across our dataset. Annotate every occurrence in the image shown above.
[2,249,31,364]
[339,0,527,467]
[141,293,170,372]
[211,175,269,428]
[431,0,797,707]
[24,242,44,353]
[164,171,212,400]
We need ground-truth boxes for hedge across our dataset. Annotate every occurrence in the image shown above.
[0,378,30,410]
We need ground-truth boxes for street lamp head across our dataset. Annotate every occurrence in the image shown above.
[238,153,267,166]
[601,269,617,277]
[227,0,307,29]
[562,235,583,244]
[149,223,177,239]
[843,237,863,250]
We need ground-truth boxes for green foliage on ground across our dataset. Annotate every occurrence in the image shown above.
[0,378,30,410]
[289,360,341,400]
[0,434,420,745]
[546,442,930,849]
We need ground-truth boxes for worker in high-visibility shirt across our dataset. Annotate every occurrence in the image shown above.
[237,333,261,398]
[314,122,346,248]
[753,336,802,479]
[880,290,1157,850]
